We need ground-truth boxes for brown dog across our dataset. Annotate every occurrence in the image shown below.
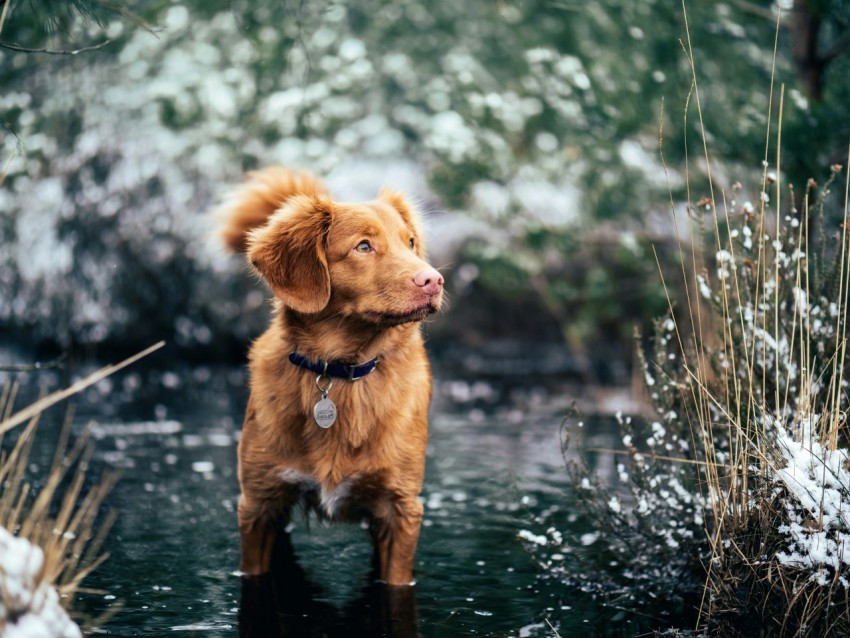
[216,166,443,586]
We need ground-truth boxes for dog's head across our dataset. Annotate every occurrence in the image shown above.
[246,190,443,326]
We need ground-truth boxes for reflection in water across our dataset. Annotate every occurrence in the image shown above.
[240,534,419,638]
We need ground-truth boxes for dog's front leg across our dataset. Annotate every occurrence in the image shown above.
[238,495,278,575]
[372,497,423,586]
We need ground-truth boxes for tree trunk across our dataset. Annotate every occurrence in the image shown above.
[791,0,825,101]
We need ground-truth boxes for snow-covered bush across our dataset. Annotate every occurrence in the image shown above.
[523,165,850,635]
[0,1,802,352]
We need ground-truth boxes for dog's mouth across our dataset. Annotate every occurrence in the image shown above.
[363,302,439,327]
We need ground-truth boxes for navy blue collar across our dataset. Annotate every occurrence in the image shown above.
[288,352,379,381]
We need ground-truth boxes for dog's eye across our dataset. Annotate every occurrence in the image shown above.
[409,238,415,250]
[355,240,373,253]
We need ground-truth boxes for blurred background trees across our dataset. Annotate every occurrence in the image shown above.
[1,0,848,376]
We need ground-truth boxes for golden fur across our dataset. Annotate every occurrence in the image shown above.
[215,166,443,585]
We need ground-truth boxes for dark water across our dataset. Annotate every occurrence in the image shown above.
[7,360,641,637]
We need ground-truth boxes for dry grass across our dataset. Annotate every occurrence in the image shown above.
[524,4,850,636]
[0,342,164,631]
[680,160,850,635]
[650,2,850,633]
[656,154,850,635]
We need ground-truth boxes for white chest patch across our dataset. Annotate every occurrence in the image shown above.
[277,468,361,520]
[278,468,313,485]
[320,478,359,519]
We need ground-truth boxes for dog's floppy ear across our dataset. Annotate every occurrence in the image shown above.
[247,195,333,313]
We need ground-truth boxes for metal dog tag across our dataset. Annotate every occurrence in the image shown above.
[313,397,337,428]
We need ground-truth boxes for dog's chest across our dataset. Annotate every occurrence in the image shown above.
[278,467,383,521]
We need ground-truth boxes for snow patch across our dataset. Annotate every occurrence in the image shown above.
[0,528,81,638]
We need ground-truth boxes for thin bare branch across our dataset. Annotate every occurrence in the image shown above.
[0,353,68,372]
[0,38,111,55]
[0,341,165,437]
[728,0,784,22]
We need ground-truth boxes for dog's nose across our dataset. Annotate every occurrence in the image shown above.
[413,268,444,295]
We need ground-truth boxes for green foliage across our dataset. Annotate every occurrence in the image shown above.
[1,0,144,48]
[2,0,850,352]
[5,0,837,215]
[461,226,671,350]
[8,0,117,32]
